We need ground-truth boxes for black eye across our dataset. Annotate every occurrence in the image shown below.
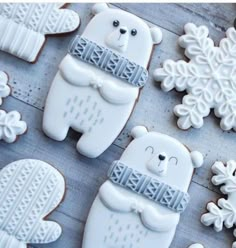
[131,29,137,36]
[113,20,120,27]
[145,146,154,154]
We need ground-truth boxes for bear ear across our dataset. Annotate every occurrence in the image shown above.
[92,3,109,15]
[150,27,163,44]
[131,126,148,139]
[191,151,204,168]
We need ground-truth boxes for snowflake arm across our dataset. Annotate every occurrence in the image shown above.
[0,110,27,143]
[0,71,10,105]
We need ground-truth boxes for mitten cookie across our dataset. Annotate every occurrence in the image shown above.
[201,160,236,248]
[0,3,80,62]
[0,110,27,143]
[154,23,236,131]
[82,126,204,248]
[43,3,162,158]
[0,159,65,248]
[0,71,10,106]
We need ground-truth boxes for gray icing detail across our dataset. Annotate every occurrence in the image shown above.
[108,161,190,213]
[68,36,148,87]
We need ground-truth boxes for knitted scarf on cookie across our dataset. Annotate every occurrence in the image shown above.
[68,35,148,87]
[108,160,190,213]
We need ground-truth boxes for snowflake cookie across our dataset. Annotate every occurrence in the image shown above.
[201,160,236,248]
[0,159,65,248]
[154,23,236,131]
[0,71,10,105]
[0,3,80,62]
[0,110,27,143]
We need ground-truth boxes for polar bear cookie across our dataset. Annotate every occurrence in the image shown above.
[43,3,162,158]
[82,126,204,248]
[0,3,80,62]
[0,159,65,248]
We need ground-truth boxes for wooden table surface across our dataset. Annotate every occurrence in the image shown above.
[0,3,235,248]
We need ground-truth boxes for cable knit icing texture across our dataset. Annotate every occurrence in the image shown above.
[0,3,80,62]
[0,159,65,248]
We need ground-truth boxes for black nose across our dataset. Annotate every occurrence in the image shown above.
[159,154,166,161]
[120,28,127,34]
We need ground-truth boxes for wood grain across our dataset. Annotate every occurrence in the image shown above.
[0,3,235,248]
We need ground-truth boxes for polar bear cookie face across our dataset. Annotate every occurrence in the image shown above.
[82,3,162,67]
[119,126,204,191]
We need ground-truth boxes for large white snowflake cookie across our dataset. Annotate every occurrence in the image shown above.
[0,159,65,248]
[154,23,236,131]
[0,71,10,106]
[201,160,236,248]
[0,110,27,143]
[0,3,80,62]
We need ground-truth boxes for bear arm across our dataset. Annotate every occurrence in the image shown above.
[99,181,133,212]
[99,80,138,104]
[141,206,180,232]
[59,55,93,86]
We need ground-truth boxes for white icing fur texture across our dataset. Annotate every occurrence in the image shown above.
[43,3,162,158]
[0,110,27,143]
[154,23,236,131]
[82,126,204,248]
[201,160,236,248]
[0,71,10,105]
[0,3,80,62]
[0,159,65,247]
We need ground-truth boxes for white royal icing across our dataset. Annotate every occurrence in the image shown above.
[0,159,65,247]
[188,244,204,248]
[0,110,27,143]
[0,71,10,105]
[154,23,236,131]
[43,3,162,158]
[0,3,80,62]
[201,160,236,248]
[82,126,204,248]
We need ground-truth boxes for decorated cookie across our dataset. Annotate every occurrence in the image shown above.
[201,160,236,248]
[43,3,162,158]
[0,159,65,247]
[82,126,204,248]
[188,245,204,248]
[154,23,236,131]
[0,3,80,62]
[0,110,27,143]
[0,71,10,105]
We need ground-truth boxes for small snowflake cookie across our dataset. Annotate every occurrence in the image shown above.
[0,3,80,62]
[0,71,10,105]
[82,126,204,248]
[201,160,236,248]
[0,159,65,248]
[154,23,236,131]
[0,110,27,143]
